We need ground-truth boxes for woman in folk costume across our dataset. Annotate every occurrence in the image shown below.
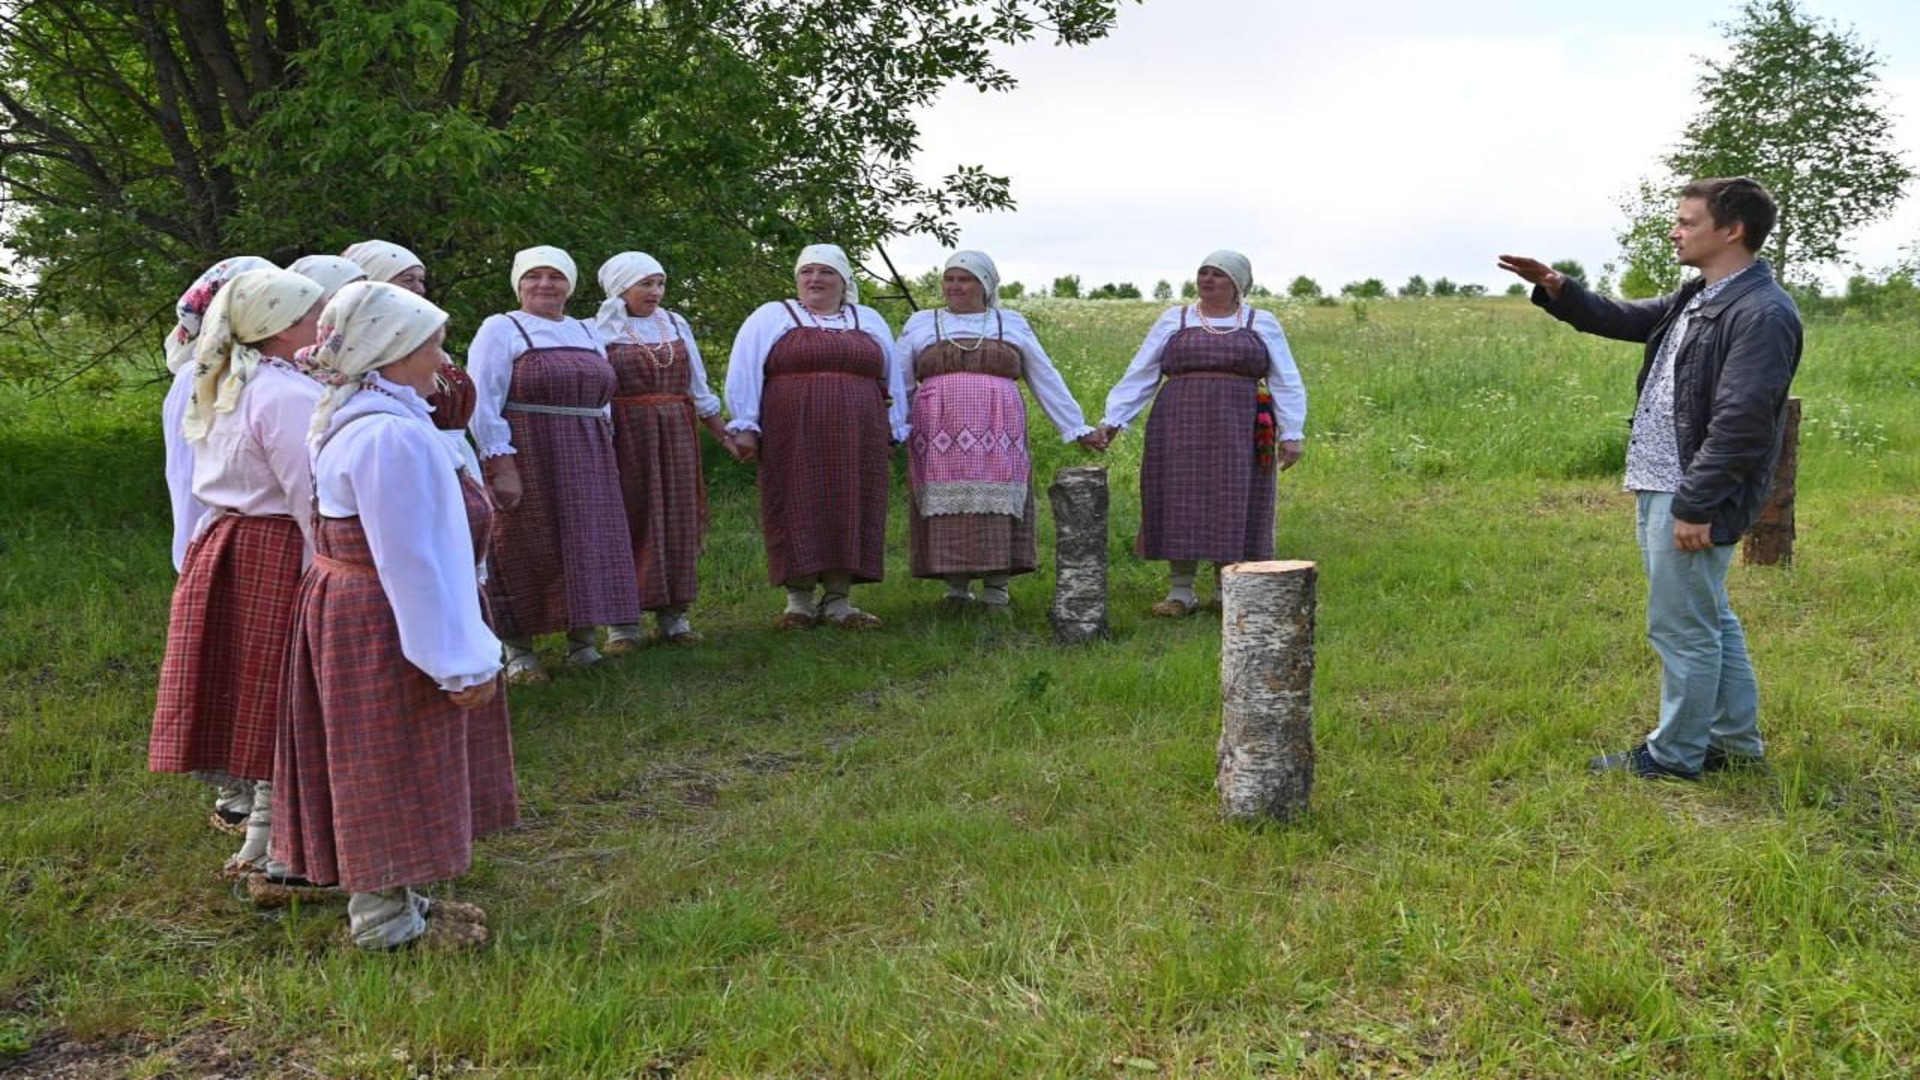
[151,268,328,892]
[593,252,735,649]
[163,256,278,576]
[272,281,514,952]
[469,246,638,682]
[340,240,483,480]
[725,243,907,630]
[1096,251,1307,615]
[897,250,1103,610]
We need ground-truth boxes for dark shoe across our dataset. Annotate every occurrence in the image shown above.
[1589,743,1700,782]
[1701,746,1768,774]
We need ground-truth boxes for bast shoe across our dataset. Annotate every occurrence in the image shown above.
[503,654,549,685]
[1149,597,1198,619]
[1701,746,1768,774]
[209,807,249,836]
[246,871,346,908]
[1589,743,1701,782]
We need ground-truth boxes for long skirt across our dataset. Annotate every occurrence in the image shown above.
[272,521,518,893]
[150,514,302,781]
[1137,376,1276,563]
[760,374,890,584]
[612,397,704,611]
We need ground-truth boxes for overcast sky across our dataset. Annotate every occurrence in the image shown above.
[885,0,1920,295]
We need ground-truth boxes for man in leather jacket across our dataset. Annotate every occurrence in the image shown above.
[1499,176,1803,781]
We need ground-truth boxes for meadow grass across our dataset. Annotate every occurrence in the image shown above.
[2,296,1918,1077]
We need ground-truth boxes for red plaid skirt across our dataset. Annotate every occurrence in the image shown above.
[1137,322,1276,563]
[910,484,1039,578]
[609,340,705,610]
[150,514,303,781]
[758,324,890,584]
[486,337,639,636]
[272,478,518,892]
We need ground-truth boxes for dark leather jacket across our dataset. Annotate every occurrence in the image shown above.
[1535,260,1803,544]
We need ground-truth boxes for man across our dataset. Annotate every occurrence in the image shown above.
[1499,176,1803,781]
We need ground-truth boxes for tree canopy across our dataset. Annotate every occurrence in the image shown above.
[0,0,1135,370]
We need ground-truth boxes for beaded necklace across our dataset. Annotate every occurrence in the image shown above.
[935,308,993,352]
[800,302,852,331]
[620,310,679,368]
[1193,303,1242,336]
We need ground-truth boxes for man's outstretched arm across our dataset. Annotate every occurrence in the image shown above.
[1498,254,1676,344]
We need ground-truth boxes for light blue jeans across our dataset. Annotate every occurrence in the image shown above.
[1635,492,1765,771]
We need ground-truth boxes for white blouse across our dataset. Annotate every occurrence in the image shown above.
[163,367,210,571]
[188,360,323,558]
[724,301,908,442]
[1100,304,1308,441]
[312,375,501,691]
[467,312,610,460]
[592,310,724,418]
[894,307,1094,442]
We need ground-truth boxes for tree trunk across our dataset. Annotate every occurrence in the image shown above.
[1047,466,1109,644]
[1743,396,1801,567]
[1217,560,1317,822]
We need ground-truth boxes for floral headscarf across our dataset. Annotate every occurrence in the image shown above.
[164,256,277,373]
[182,269,323,441]
[305,281,450,441]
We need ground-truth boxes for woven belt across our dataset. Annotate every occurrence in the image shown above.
[1168,372,1257,381]
[313,553,378,578]
[504,401,605,416]
[771,371,873,380]
[613,393,692,407]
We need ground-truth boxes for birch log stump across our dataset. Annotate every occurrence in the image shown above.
[1218,560,1317,822]
[1742,396,1801,567]
[1048,466,1110,644]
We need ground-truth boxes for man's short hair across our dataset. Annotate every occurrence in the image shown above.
[1681,177,1777,253]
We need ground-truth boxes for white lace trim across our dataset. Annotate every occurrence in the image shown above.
[917,481,1027,518]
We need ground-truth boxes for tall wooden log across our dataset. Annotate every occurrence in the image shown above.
[1743,396,1801,567]
[1218,560,1317,822]
[1048,466,1110,644]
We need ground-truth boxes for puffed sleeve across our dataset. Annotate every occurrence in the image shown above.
[466,314,520,459]
[858,305,908,443]
[1100,306,1183,429]
[725,302,791,435]
[675,312,723,418]
[253,374,321,560]
[1001,310,1093,441]
[1251,309,1307,441]
[894,309,936,406]
[337,418,502,690]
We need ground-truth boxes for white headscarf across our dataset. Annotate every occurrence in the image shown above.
[340,240,425,285]
[1200,250,1253,303]
[288,255,369,306]
[593,251,668,338]
[305,281,451,441]
[164,256,278,373]
[182,269,324,442]
[944,250,1001,308]
[511,245,578,299]
[794,243,859,305]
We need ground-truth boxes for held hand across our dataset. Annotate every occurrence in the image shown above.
[1495,255,1564,300]
[1278,440,1304,471]
[1075,431,1107,453]
[1672,519,1714,553]
[732,431,759,463]
[484,456,523,511]
[448,680,498,709]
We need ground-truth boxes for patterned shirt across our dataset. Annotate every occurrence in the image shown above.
[1624,264,1752,493]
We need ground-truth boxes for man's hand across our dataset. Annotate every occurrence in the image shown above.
[1673,519,1714,553]
[483,456,523,511]
[1496,255,1565,301]
[1278,439,1304,470]
[448,680,498,709]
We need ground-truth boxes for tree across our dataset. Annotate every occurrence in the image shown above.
[1616,179,1686,299]
[1179,280,1198,299]
[1505,283,1527,297]
[1398,275,1429,298]
[1550,260,1588,285]
[1247,283,1271,299]
[1340,278,1387,299]
[1618,0,1912,284]
[1087,282,1140,300]
[1287,276,1322,300]
[1001,281,1026,301]
[1152,279,1172,301]
[0,0,1135,373]
[1458,283,1487,298]
[1431,277,1457,297]
[1052,274,1083,299]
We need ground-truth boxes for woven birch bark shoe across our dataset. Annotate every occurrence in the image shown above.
[1149,597,1199,618]
[246,871,347,907]
[503,654,549,685]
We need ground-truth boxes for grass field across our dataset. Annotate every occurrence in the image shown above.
[3,295,1918,1077]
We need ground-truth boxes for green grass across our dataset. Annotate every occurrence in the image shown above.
[3,296,1919,1076]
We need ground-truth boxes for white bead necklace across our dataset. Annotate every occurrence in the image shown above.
[1193,302,1242,336]
[935,308,993,352]
[621,310,679,368]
